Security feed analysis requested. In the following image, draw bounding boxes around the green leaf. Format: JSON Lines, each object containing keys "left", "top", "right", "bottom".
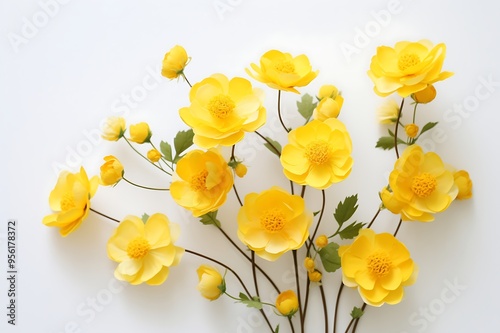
{"left": 313, "top": 210, "right": 321, "bottom": 217}
{"left": 238, "top": 292, "right": 263, "bottom": 310}
{"left": 199, "top": 211, "right": 221, "bottom": 228}
{"left": 334, "top": 195, "right": 358, "bottom": 225}
{"left": 339, "top": 221, "right": 365, "bottom": 240}
{"left": 274, "top": 325, "right": 280, "bottom": 333}
{"left": 264, "top": 137, "right": 282, "bottom": 157}
{"left": 350, "top": 306, "right": 364, "bottom": 319}
{"left": 297, "top": 93, "right": 317, "bottom": 122}
{"left": 160, "top": 141, "right": 173, "bottom": 162}
{"left": 318, "top": 242, "right": 341, "bottom": 273}
{"left": 375, "top": 136, "right": 405, "bottom": 150}
{"left": 141, "top": 213, "right": 150, "bottom": 223}
{"left": 173, "top": 129, "right": 194, "bottom": 157}
{"left": 419, "top": 122, "right": 438, "bottom": 136}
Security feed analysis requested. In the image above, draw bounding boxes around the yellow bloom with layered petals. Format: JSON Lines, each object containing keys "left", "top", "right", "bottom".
{"left": 237, "top": 186, "right": 312, "bottom": 261}
{"left": 377, "top": 99, "right": 400, "bottom": 124}
{"left": 42, "top": 167, "right": 99, "bottom": 236}
{"left": 454, "top": 170, "right": 473, "bottom": 200}
{"left": 179, "top": 74, "right": 266, "bottom": 148}
{"left": 381, "top": 145, "right": 458, "bottom": 222}
{"left": 339, "top": 229, "right": 417, "bottom": 307}
{"left": 280, "top": 119, "right": 353, "bottom": 189}
{"left": 170, "top": 149, "right": 233, "bottom": 217}
{"left": 368, "top": 40, "right": 453, "bottom": 97}
{"left": 102, "top": 116, "right": 126, "bottom": 141}
{"left": 275, "top": 290, "right": 299, "bottom": 317}
{"left": 161, "top": 45, "right": 189, "bottom": 79}
{"left": 129, "top": 122, "right": 151, "bottom": 144}
{"left": 246, "top": 50, "right": 318, "bottom": 94}
{"left": 107, "top": 213, "right": 184, "bottom": 285}
{"left": 313, "top": 85, "right": 344, "bottom": 120}
{"left": 99, "top": 155, "right": 124, "bottom": 186}
{"left": 196, "top": 265, "right": 224, "bottom": 301}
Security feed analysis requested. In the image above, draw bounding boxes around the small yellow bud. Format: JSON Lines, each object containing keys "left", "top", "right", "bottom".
{"left": 235, "top": 163, "right": 248, "bottom": 178}
{"left": 196, "top": 265, "right": 224, "bottom": 301}
{"left": 129, "top": 122, "right": 151, "bottom": 144}
{"left": 404, "top": 124, "right": 419, "bottom": 139}
{"left": 412, "top": 85, "right": 437, "bottom": 104}
{"left": 315, "top": 235, "right": 328, "bottom": 249}
{"left": 99, "top": 155, "right": 124, "bottom": 186}
{"left": 454, "top": 170, "right": 473, "bottom": 199}
{"left": 102, "top": 116, "right": 126, "bottom": 141}
{"left": 275, "top": 290, "right": 299, "bottom": 317}
{"left": 308, "top": 270, "right": 322, "bottom": 283}
{"left": 304, "top": 257, "right": 315, "bottom": 272}
{"left": 161, "top": 45, "right": 189, "bottom": 79}
{"left": 147, "top": 149, "right": 162, "bottom": 162}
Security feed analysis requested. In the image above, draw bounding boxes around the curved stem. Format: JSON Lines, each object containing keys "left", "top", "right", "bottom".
{"left": 366, "top": 208, "right": 381, "bottom": 229}
{"left": 320, "top": 284, "right": 328, "bottom": 333}
{"left": 124, "top": 137, "right": 171, "bottom": 176}
{"left": 181, "top": 72, "right": 192, "bottom": 88}
{"left": 122, "top": 176, "right": 170, "bottom": 191}
{"left": 90, "top": 208, "right": 120, "bottom": 223}
{"left": 277, "top": 90, "right": 290, "bottom": 133}
{"left": 293, "top": 250, "right": 305, "bottom": 333}
{"left": 150, "top": 142, "right": 174, "bottom": 172}
{"left": 351, "top": 303, "right": 367, "bottom": 333}
{"left": 394, "top": 98, "right": 405, "bottom": 159}
{"left": 254, "top": 131, "right": 281, "bottom": 157}
{"left": 393, "top": 218, "right": 403, "bottom": 236}
{"left": 306, "top": 190, "right": 326, "bottom": 254}
{"left": 251, "top": 251, "right": 261, "bottom": 302}
{"left": 332, "top": 283, "right": 344, "bottom": 333}
{"left": 300, "top": 185, "right": 307, "bottom": 198}
{"left": 412, "top": 102, "right": 418, "bottom": 124}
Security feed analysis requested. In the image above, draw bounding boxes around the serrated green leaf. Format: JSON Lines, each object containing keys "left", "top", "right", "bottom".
{"left": 238, "top": 293, "right": 263, "bottom": 310}
{"left": 264, "top": 137, "right": 282, "bottom": 157}
{"left": 339, "top": 221, "right": 365, "bottom": 240}
{"left": 173, "top": 129, "right": 194, "bottom": 157}
{"left": 141, "top": 213, "right": 150, "bottom": 223}
{"left": 419, "top": 122, "right": 438, "bottom": 136}
{"left": 318, "top": 242, "right": 341, "bottom": 273}
{"left": 350, "top": 306, "right": 364, "bottom": 319}
{"left": 160, "top": 141, "right": 173, "bottom": 162}
{"left": 375, "top": 136, "right": 404, "bottom": 150}
{"left": 199, "top": 211, "right": 221, "bottom": 228}
{"left": 297, "top": 93, "right": 317, "bottom": 122}
{"left": 334, "top": 195, "right": 358, "bottom": 225}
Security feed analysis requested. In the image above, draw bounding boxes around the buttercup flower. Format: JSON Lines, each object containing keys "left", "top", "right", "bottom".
{"left": 102, "top": 116, "right": 126, "bottom": 141}
{"left": 313, "top": 85, "right": 344, "bottom": 120}
{"left": 129, "top": 122, "right": 151, "bottom": 144}
{"left": 404, "top": 124, "right": 419, "bottom": 138}
{"left": 196, "top": 265, "right": 224, "bottom": 301}
{"left": 339, "top": 229, "right": 417, "bottom": 307}
{"left": 179, "top": 74, "right": 266, "bottom": 148}
{"left": 412, "top": 84, "right": 436, "bottom": 104}
{"left": 246, "top": 50, "right": 318, "bottom": 94}
{"left": 454, "top": 170, "right": 473, "bottom": 200}
{"left": 237, "top": 186, "right": 312, "bottom": 261}
{"left": 275, "top": 290, "right": 299, "bottom": 317}
{"left": 380, "top": 145, "right": 458, "bottom": 222}
{"left": 147, "top": 149, "right": 162, "bottom": 163}
{"left": 368, "top": 40, "right": 453, "bottom": 97}
{"left": 99, "top": 155, "right": 124, "bottom": 186}
{"left": 161, "top": 45, "right": 189, "bottom": 79}
{"left": 315, "top": 235, "right": 328, "bottom": 248}
{"left": 170, "top": 149, "right": 233, "bottom": 217}
{"left": 377, "top": 99, "right": 400, "bottom": 124}
{"left": 42, "top": 167, "right": 99, "bottom": 236}
{"left": 107, "top": 213, "right": 184, "bottom": 285}
{"left": 280, "top": 119, "right": 353, "bottom": 189}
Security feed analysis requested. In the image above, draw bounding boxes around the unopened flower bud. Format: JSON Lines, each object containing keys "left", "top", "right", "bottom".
{"left": 412, "top": 85, "right": 436, "bottom": 104}
{"left": 405, "top": 124, "right": 419, "bottom": 138}
{"left": 147, "top": 149, "right": 162, "bottom": 162}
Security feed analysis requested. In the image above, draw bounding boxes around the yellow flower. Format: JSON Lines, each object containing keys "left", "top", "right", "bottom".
{"left": 170, "top": 149, "right": 233, "bottom": 217}
{"left": 315, "top": 235, "right": 328, "bottom": 248}
{"left": 129, "top": 122, "right": 151, "bottom": 144}
{"left": 339, "top": 229, "right": 417, "bottom": 307}
{"left": 313, "top": 85, "right": 344, "bottom": 120}
{"left": 99, "top": 155, "right": 124, "bottom": 186}
{"left": 280, "top": 119, "right": 353, "bottom": 189}
{"left": 454, "top": 170, "right": 473, "bottom": 200}
{"left": 196, "top": 265, "right": 224, "bottom": 301}
{"left": 179, "top": 74, "right": 266, "bottom": 148}
{"left": 412, "top": 84, "right": 437, "bottom": 104}
{"left": 234, "top": 163, "right": 248, "bottom": 178}
{"left": 404, "top": 124, "right": 419, "bottom": 138}
{"left": 246, "top": 50, "right": 318, "bottom": 94}
{"left": 368, "top": 40, "right": 453, "bottom": 97}
{"left": 380, "top": 145, "right": 458, "bottom": 222}
{"left": 42, "top": 167, "right": 99, "bottom": 236}
{"left": 161, "top": 45, "right": 189, "bottom": 79}
{"left": 147, "top": 149, "right": 162, "bottom": 163}
{"left": 275, "top": 290, "right": 299, "bottom": 317}
{"left": 237, "top": 186, "right": 312, "bottom": 261}
{"left": 304, "top": 257, "right": 315, "bottom": 272}
{"left": 308, "top": 270, "right": 322, "bottom": 282}
{"left": 102, "top": 116, "right": 126, "bottom": 141}
{"left": 377, "top": 99, "right": 400, "bottom": 124}
{"left": 107, "top": 213, "right": 184, "bottom": 285}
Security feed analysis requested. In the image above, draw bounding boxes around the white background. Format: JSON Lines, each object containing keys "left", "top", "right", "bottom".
{"left": 1, "top": 0, "right": 499, "bottom": 332}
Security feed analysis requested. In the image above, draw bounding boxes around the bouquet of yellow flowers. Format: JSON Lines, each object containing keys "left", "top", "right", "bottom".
{"left": 43, "top": 40, "right": 472, "bottom": 332}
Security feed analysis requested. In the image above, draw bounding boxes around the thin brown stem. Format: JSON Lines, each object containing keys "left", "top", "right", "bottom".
{"left": 254, "top": 131, "right": 281, "bottom": 157}
{"left": 293, "top": 250, "right": 305, "bottom": 333}
{"left": 351, "top": 303, "right": 367, "bottom": 333}
{"left": 366, "top": 208, "right": 381, "bottom": 229}
{"left": 320, "top": 284, "right": 328, "bottom": 333}
{"left": 394, "top": 98, "right": 405, "bottom": 158}
{"left": 332, "top": 283, "right": 344, "bottom": 333}
{"left": 277, "top": 90, "right": 290, "bottom": 133}
{"left": 306, "top": 190, "right": 326, "bottom": 254}
{"left": 90, "top": 208, "right": 120, "bottom": 223}
{"left": 393, "top": 218, "right": 403, "bottom": 236}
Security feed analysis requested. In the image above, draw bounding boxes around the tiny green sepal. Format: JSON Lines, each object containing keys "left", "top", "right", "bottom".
{"left": 217, "top": 279, "right": 226, "bottom": 295}
{"left": 141, "top": 213, "right": 150, "bottom": 223}
{"left": 274, "top": 324, "right": 280, "bottom": 333}
{"left": 350, "top": 306, "right": 364, "bottom": 319}
{"left": 199, "top": 211, "right": 221, "bottom": 228}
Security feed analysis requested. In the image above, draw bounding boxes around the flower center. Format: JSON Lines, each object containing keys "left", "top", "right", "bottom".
{"left": 398, "top": 53, "right": 421, "bottom": 71}
{"left": 274, "top": 60, "right": 295, "bottom": 73}
{"left": 60, "top": 193, "right": 76, "bottom": 211}
{"left": 207, "top": 94, "right": 235, "bottom": 119}
{"left": 127, "top": 237, "right": 151, "bottom": 259}
{"left": 260, "top": 209, "right": 287, "bottom": 232}
{"left": 304, "top": 140, "right": 332, "bottom": 165}
{"left": 367, "top": 252, "right": 392, "bottom": 277}
{"left": 190, "top": 170, "right": 209, "bottom": 191}
{"left": 411, "top": 173, "right": 437, "bottom": 198}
